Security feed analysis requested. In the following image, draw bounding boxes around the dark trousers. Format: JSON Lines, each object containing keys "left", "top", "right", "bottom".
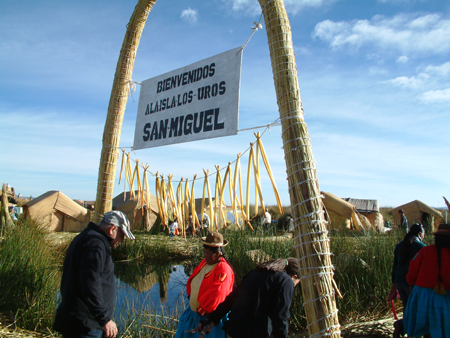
{"left": 395, "top": 283, "right": 410, "bottom": 308}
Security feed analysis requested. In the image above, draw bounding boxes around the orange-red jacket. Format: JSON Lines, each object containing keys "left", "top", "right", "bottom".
{"left": 186, "top": 258, "right": 234, "bottom": 315}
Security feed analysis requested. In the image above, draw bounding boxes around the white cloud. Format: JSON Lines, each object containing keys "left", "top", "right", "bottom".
{"left": 221, "top": 0, "right": 340, "bottom": 15}
{"left": 420, "top": 88, "right": 450, "bottom": 103}
{"left": 424, "top": 62, "right": 450, "bottom": 77}
{"left": 396, "top": 55, "right": 408, "bottom": 63}
{"left": 180, "top": 7, "right": 198, "bottom": 24}
{"left": 383, "top": 73, "right": 429, "bottom": 89}
{"left": 313, "top": 13, "right": 450, "bottom": 56}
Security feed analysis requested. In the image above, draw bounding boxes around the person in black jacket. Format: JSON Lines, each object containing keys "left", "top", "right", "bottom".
{"left": 392, "top": 223, "right": 426, "bottom": 307}
{"left": 53, "top": 210, "right": 135, "bottom": 338}
{"left": 198, "top": 258, "right": 300, "bottom": 338}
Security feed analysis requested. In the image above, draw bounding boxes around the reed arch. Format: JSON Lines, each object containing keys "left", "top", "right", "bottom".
{"left": 94, "top": 1, "right": 340, "bottom": 337}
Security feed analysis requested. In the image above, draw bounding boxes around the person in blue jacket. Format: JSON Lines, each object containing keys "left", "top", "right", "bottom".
{"left": 53, "top": 211, "right": 135, "bottom": 338}
{"left": 198, "top": 258, "right": 300, "bottom": 338}
{"left": 392, "top": 223, "right": 426, "bottom": 307}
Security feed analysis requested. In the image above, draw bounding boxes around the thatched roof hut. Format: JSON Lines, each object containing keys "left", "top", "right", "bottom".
{"left": 343, "top": 197, "right": 384, "bottom": 232}
{"left": 321, "top": 192, "right": 366, "bottom": 231}
{"left": 23, "top": 190, "right": 89, "bottom": 232}
{"left": 392, "top": 200, "right": 443, "bottom": 231}
{"left": 112, "top": 190, "right": 159, "bottom": 231}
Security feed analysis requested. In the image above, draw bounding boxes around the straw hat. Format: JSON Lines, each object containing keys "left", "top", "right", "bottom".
{"left": 201, "top": 232, "right": 228, "bottom": 247}
{"left": 433, "top": 223, "right": 450, "bottom": 236}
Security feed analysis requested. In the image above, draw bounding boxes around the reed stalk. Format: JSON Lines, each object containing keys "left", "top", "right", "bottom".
{"left": 257, "top": 1, "right": 340, "bottom": 337}
{"left": 93, "top": 0, "right": 157, "bottom": 223}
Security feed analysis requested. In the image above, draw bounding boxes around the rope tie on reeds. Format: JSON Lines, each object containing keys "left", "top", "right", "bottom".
{"left": 298, "top": 265, "right": 334, "bottom": 271}
{"left": 287, "top": 178, "right": 318, "bottom": 190}
{"left": 293, "top": 229, "right": 328, "bottom": 240}
{"left": 299, "top": 270, "right": 334, "bottom": 282}
{"left": 309, "top": 324, "right": 341, "bottom": 338}
{"left": 302, "top": 210, "right": 325, "bottom": 218}
{"left": 278, "top": 110, "right": 303, "bottom": 123}
{"left": 238, "top": 121, "right": 281, "bottom": 132}
{"left": 277, "top": 96, "right": 302, "bottom": 111}
{"left": 103, "top": 145, "right": 121, "bottom": 151}
{"left": 302, "top": 290, "right": 335, "bottom": 306}
{"left": 294, "top": 238, "right": 330, "bottom": 249}
{"left": 284, "top": 136, "right": 313, "bottom": 145}
{"left": 272, "top": 62, "right": 298, "bottom": 76}
{"left": 286, "top": 159, "right": 314, "bottom": 172}
{"left": 298, "top": 252, "right": 333, "bottom": 262}
{"left": 268, "top": 31, "right": 293, "bottom": 44}
{"left": 306, "top": 311, "right": 339, "bottom": 330}
{"left": 281, "top": 120, "right": 306, "bottom": 136}
{"left": 102, "top": 160, "right": 119, "bottom": 166}
{"left": 287, "top": 166, "right": 316, "bottom": 177}
{"left": 291, "top": 195, "right": 324, "bottom": 209}
{"left": 284, "top": 144, "right": 312, "bottom": 155}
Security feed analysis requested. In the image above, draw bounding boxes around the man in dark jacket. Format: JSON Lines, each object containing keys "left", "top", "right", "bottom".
{"left": 53, "top": 210, "right": 135, "bottom": 338}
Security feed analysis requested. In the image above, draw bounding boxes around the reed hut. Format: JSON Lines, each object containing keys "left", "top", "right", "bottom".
{"left": 321, "top": 192, "right": 366, "bottom": 231}
{"left": 343, "top": 197, "right": 384, "bottom": 232}
{"left": 112, "top": 190, "right": 159, "bottom": 231}
{"left": 392, "top": 200, "right": 443, "bottom": 231}
{"left": 23, "top": 190, "right": 89, "bottom": 232}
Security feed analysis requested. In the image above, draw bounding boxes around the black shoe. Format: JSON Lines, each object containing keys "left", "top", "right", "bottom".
{"left": 393, "top": 320, "right": 404, "bottom": 338}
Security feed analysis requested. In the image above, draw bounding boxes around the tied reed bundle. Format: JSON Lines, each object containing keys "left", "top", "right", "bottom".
{"left": 93, "top": 0, "right": 157, "bottom": 223}
{"left": 257, "top": 0, "right": 340, "bottom": 337}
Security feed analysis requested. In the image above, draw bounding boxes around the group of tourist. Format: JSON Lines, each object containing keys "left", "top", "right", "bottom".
{"left": 170, "top": 212, "right": 211, "bottom": 238}
{"left": 51, "top": 207, "right": 450, "bottom": 338}
{"left": 392, "top": 211, "right": 450, "bottom": 338}
{"left": 53, "top": 210, "right": 299, "bottom": 338}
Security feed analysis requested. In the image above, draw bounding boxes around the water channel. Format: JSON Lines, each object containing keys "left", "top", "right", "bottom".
{"left": 113, "top": 263, "right": 191, "bottom": 323}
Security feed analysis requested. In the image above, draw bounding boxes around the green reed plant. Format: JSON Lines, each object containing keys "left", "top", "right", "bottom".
{"left": 112, "top": 234, "right": 200, "bottom": 263}
{"left": 0, "top": 218, "right": 61, "bottom": 332}
{"left": 330, "top": 230, "right": 401, "bottom": 323}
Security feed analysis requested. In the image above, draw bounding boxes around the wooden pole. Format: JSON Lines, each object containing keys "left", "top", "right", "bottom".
{"left": 257, "top": 1, "right": 340, "bottom": 337}
{"left": 93, "top": 0, "right": 157, "bottom": 223}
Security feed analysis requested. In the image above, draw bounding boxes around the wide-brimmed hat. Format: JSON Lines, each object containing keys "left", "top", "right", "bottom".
{"left": 433, "top": 223, "right": 450, "bottom": 236}
{"left": 101, "top": 210, "right": 135, "bottom": 240}
{"left": 201, "top": 232, "right": 228, "bottom": 247}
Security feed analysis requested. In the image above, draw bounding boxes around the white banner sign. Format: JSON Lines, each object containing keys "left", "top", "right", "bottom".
{"left": 133, "top": 47, "right": 243, "bottom": 150}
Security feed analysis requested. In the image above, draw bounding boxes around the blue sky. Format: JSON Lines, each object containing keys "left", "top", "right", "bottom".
{"left": 1, "top": 0, "right": 449, "bottom": 209}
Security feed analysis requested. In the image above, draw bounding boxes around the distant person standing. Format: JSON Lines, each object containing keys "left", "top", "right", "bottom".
{"left": 287, "top": 215, "right": 294, "bottom": 233}
{"left": 53, "top": 211, "right": 135, "bottom": 338}
{"left": 399, "top": 209, "right": 408, "bottom": 233}
{"left": 264, "top": 209, "right": 272, "bottom": 232}
{"left": 199, "top": 211, "right": 210, "bottom": 237}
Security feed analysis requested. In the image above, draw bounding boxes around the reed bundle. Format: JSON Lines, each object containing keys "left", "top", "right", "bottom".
{"left": 93, "top": 0, "right": 157, "bottom": 223}
{"left": 257, "top": 0, "right": 341, "bottom": 337}
{"left": 118, "top": 132, "right": 282, "bottom": 232}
